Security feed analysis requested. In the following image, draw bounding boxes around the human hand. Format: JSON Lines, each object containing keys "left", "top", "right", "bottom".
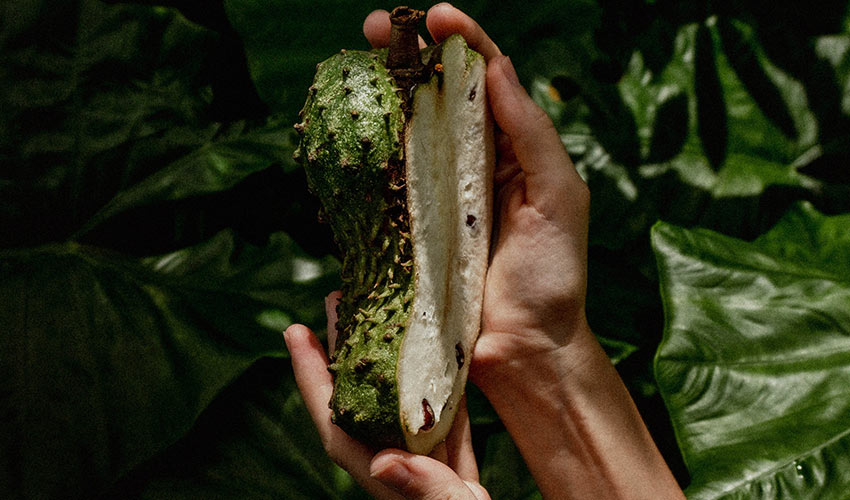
{"left": 383, "top": 6, "right": 683, "bottom": 500}
{"left": 416, "top": 10, "right": 682, "bottom": 499}
{"left": 452, "top": 23, "right": 591, "bottom": 378}
{"left": 285, "top": 297, "right": 489, "bottom": 500}
{"left": 378, "top": 3, "right": 592, "bottom": 380}
{"left": 286, "top": 3, "right": 594, "bottom": 498}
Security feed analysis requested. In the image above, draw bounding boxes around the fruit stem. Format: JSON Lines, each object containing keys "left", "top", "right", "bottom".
{"left": 387, "top": 6, "right": 426, "bottom": 105}
{"left": 386, "top": 7, "right": 424, "bottom": 72}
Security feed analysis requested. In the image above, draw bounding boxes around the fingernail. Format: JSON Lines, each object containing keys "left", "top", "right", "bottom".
{"left": 501, "top": 56, "right": 521, "bottom": 88}
{"left": 370, "top": 456, "right": 411, "bottom": 492}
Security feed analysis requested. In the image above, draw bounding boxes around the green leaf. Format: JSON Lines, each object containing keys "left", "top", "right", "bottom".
{"left": 223, "top": 0, "right": 390, "bottom": 113}
{"left": 74, "top": 118, "right": 298, "bottom": 240}
{"left": 0, "top": 0, "right": 220, "bottom": 247}
{"left": 480, "top": 432, "right": 542, "bottom": 500}
{"left": 695, "top": 22, "right": 728, "bottom": 170}
{"left": 0, "top": 0, "right": 285, "bottom": 254}
{"left": 718, "top": 18, "right": 797, "bottom": 139}
{"left": 653, "top": 203, "right": 850, "bottom": 499}
{"left": 647, "top": 91, "right": 689, "bottom": 164}
{"left": 107, "top": 358, "right": 370, "bottom": 500}
{"left": 0, "top": 231, "right": 338, "bottom": 499}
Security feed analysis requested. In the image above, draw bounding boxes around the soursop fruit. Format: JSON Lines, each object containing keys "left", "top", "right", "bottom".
{"left": 293, "top": 8, "right": 494, "bottom": 455}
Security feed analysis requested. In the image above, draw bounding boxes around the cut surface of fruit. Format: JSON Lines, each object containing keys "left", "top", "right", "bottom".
{"left": 400, "top": 34, "right": 493, "bottom": 454}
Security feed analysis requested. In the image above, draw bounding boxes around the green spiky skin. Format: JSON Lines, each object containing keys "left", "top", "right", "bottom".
{"left": 293, "top": 48, "right": 415, "bottom": 449}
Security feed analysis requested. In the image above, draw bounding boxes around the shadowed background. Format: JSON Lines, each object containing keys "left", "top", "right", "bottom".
{"left": 2, "top": 1, "right": 850, "bottom": 498}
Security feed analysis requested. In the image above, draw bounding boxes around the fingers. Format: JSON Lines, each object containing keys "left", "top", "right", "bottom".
{"left": 363, "top": 10, "right": 391, "bottom": 47}
{"left": 325, "top": 291, "right": 341, "bottom": 355}
{"left": 285, "top": 324, "right": 334, "bottom": 427}
{"left": 486, "top": 55, "right": 587, "bottom": 214}
{"left": 371, "top": 450, "right": 491, "bottom": 500}
{"left": 363, "top": 4, "right": 500, "bottom": 59}
{"left": 445, "top": 396, "right": 479, "bottom": 482}
{"left": 426, "top": 3, "right": 502, "bottom": 60}
{"left": 363, "top": 9, "right": 426, "bottom": 49}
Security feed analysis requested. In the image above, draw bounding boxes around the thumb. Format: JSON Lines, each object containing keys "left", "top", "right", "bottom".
{"left": 370, "top": 450, "right": 490, "bottom": 500}
{"left": 486, "top": 55, "right": 585, "bottom": 215}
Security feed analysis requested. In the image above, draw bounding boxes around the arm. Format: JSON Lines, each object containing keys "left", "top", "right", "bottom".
{"left": 474, "top": 322, "right": 684, "bottom": 500}
{"left": 465, "top": 24, "right": 684, "bottom": 499}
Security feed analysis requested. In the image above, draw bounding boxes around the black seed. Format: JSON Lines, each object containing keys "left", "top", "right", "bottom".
{"left": 327, "top": 130, "right": 337, "bottom": 140}
{"left": 361, "top": 136, "right": 372, "bottom": 149}
{"left": 468, "top": 88, "right": 477, "bottom": 101}
{"left": 309, "top": 85, "right": 317, "bottom": 95}
{"left": 420, "top": 399, "right": 435, "bottom": 431}
{"left": 344, "top": 86, "right": 352, "bottom": 95}
{"left": 350, "top": 110, "right": 360, "bottom": 120}
{"left": 455, "top": 343, "right": 465, "bottom": 368}
{"left": 377, "top": 373, "right": 387, "bottom": 384}
{"left": 370, "top": 77, "right": 379, "bottom": 86}
{"left": 342, "top": 67, "right": 350, "bottom": 79}
{"left": 466, "top": 214, "right": 476, "bottom": 227}
{"left": 383, "top": 332, "right": 394, "bottom": 342}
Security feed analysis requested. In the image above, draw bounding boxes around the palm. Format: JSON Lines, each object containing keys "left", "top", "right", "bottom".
{"left": 473, "top": 131, "right": 589, "bottom": 370}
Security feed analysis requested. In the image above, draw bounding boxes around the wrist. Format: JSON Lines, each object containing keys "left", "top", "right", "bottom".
{"left": 469, "top": 316, "right": 597, "bottom": 393}
{"left": 469, "top": 322, "right": 684, "bottom": 500}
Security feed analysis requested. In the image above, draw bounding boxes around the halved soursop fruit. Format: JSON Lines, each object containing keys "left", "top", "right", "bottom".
{"left": 293, "top": 9, "right": 494, "bottom": 455}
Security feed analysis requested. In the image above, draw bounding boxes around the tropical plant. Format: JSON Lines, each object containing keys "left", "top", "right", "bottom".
{"left": 2, "top": 0, "right": 849, "bottom": 498}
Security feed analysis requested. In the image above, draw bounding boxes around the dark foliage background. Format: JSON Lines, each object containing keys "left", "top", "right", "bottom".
{"left": 2, "top": 0, "right": 849, "bottom": 498}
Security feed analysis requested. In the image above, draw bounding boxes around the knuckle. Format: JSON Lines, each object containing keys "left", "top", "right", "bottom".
{"left": 527, "top": 103, "right": 556, "bottom": 134}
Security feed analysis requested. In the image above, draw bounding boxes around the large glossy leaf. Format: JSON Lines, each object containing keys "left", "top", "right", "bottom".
{"left": 0, "top": 0, "right": 217, "bottom": 247}
{"left": 73, "top": 118, "right": 298, "bottom": 241}
{"left": 0, "top": 0, "right": 288, "bottom": 253}
{"left": 106, "top": 358, "right": 369, "bottom": 500}
{"left": 653, "top": 202, "right": 850, "bottom": 499}
{"left": 0, "top": 231, "right": 338, "bottom": 499}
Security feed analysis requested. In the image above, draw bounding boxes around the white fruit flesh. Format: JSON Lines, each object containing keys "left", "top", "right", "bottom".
{"left": 399, "top": 35, "right": 494, "bottom": 454}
